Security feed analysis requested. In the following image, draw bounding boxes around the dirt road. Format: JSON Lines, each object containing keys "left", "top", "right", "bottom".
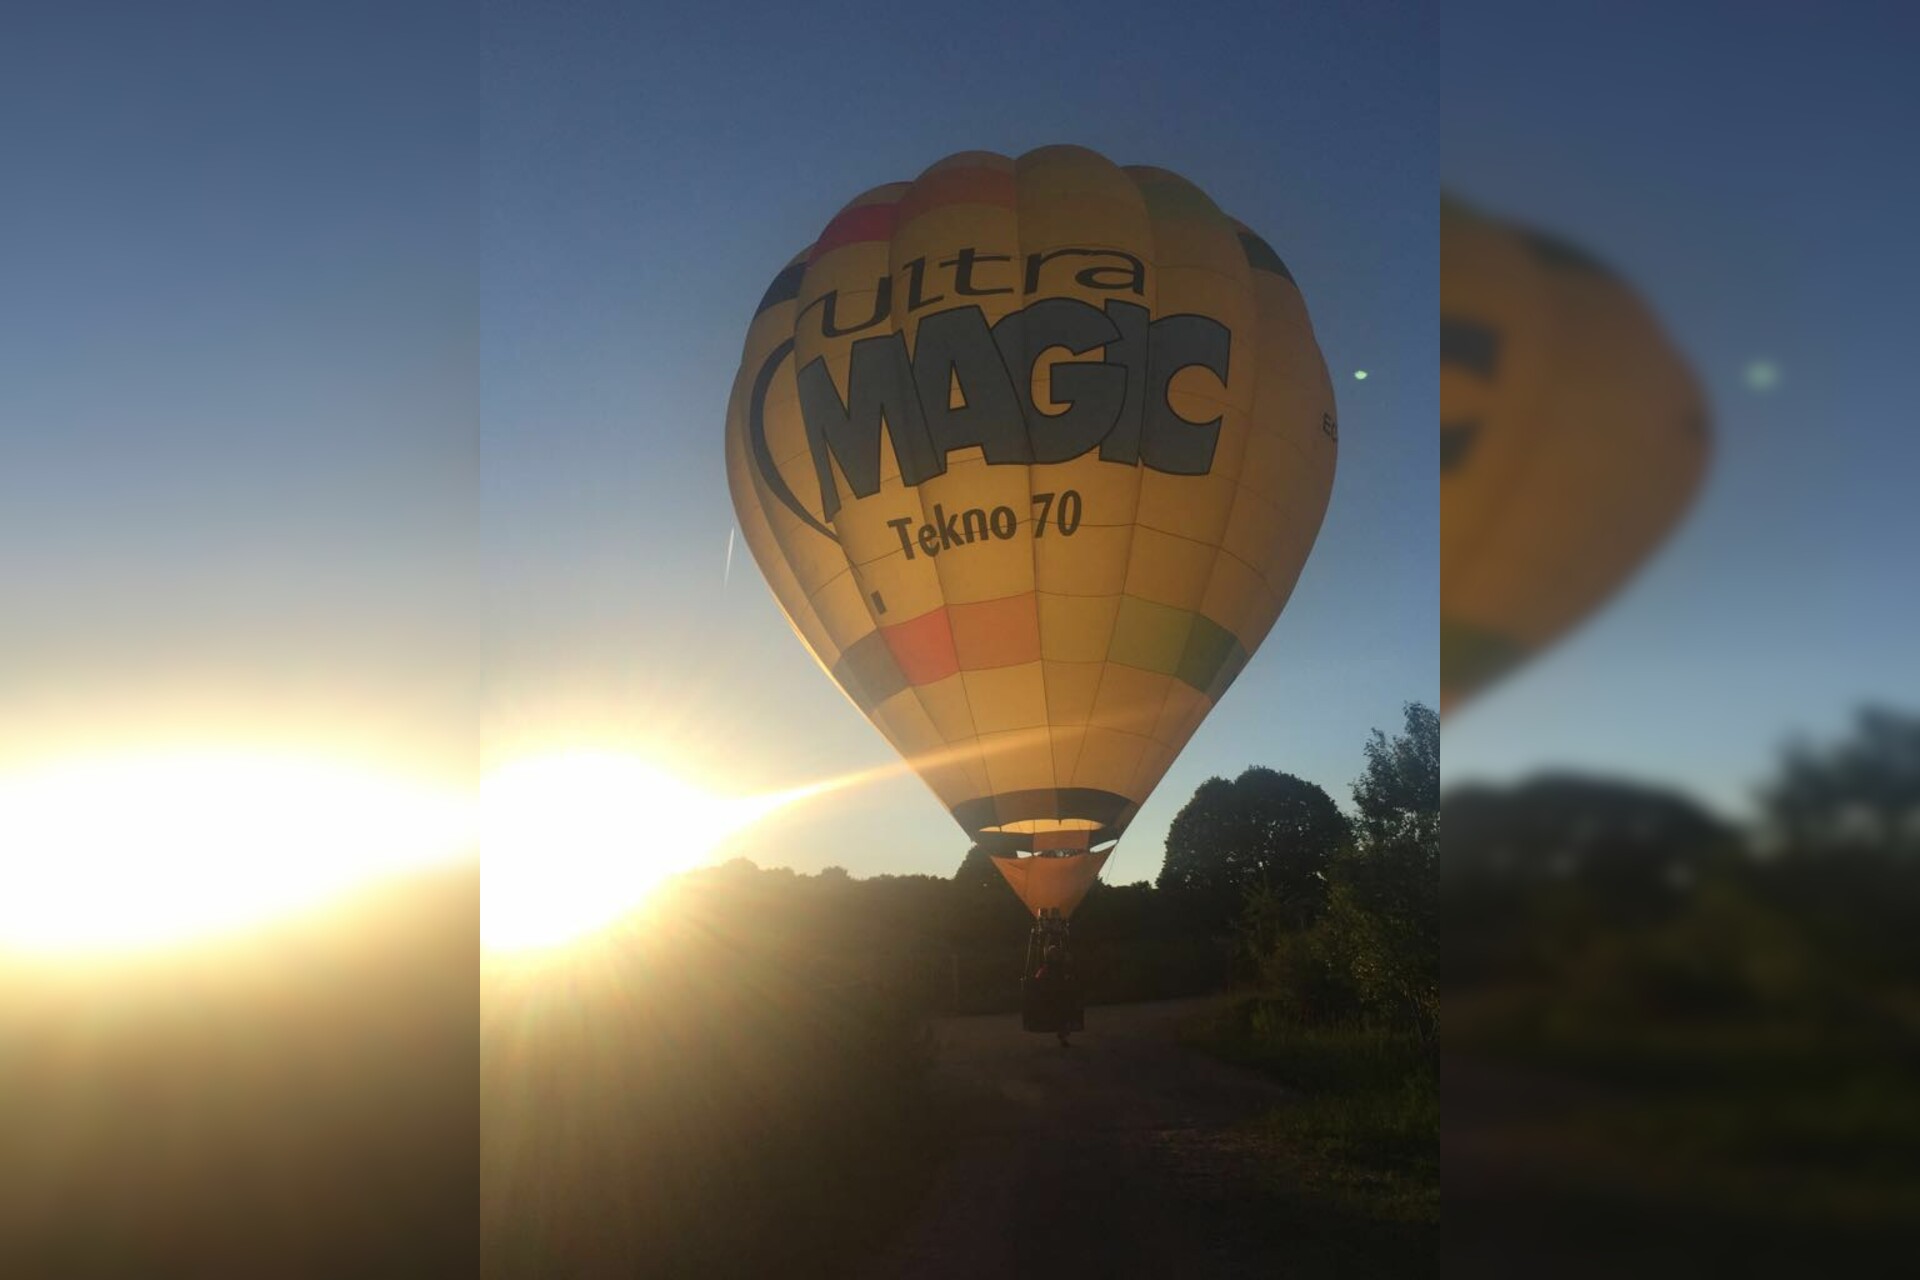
{"left": 863, "top": 998, "right": 1413, "bottom": 1279}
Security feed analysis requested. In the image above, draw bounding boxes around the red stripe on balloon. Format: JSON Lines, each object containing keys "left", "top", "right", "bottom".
{"left": 810, "top": 204, "right": 898, "bottom": 260}
{"left": 881, "top": 607, "right": 960, "bottom": 686}
{"left": 948, "top": 593, "right": 1041, "bottom": 670}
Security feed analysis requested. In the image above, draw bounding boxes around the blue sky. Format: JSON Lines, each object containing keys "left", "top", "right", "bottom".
{"left": 481, "top": 0, "right": 1437, "bottom": 880}
{"left": 1, "top": 3, "right": 477, "bottom": 780}
{"left": 1440, "top": 1, "right": 1920, "bottom": 815}
{"left": 9, "top": 0, "right": 1911, "bottom": 907}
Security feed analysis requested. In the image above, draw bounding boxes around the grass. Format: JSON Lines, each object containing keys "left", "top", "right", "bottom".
{"left": 1184, "top": 999, "right": 1440, "bottom": 1229}
{"left": 1450, "top": 982, "right": 1920, "bottom": 1232}
{"left": 1438, "top": 982, "right": 1920, "bottom": 1275}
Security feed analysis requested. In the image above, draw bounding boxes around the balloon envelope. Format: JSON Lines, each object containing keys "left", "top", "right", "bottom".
{"left": 1440, "top": 197, "right": 1710, "bottom": 712}
{"left": 990, "top": 849, "right": 1111, "bottom": 920}
{"left": 726, "top": 146, "right": 1336, "bottom": 865}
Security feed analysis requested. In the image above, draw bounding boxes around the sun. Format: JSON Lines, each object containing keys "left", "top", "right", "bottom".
{"left": 0, "top": 747, "right": 818, "bottom": 955}
{"left": 0, "top": 750, "right": 470, "bottom": 954}
{"left": 479, "top": 751, "right": 791, "bottom": 953}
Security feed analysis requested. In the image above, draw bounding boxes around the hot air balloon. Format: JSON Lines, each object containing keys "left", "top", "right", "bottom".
{"left": 724, "top": 146, "right": 1336, "bottom": 1005}
{"left": 1441, "top": 197, "right": 1710, "bottom": 713}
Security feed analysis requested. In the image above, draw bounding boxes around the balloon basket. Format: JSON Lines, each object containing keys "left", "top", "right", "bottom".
{"left": 1020, "top": 910, "right": 1083, "bottom": 1034}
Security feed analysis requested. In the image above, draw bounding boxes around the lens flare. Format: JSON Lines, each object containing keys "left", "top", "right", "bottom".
{"left": 478, "top": 752, "right": 816, "bottom": 952}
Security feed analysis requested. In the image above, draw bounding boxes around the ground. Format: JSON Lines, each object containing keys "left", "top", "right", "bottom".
{"left": 864, "top": 997, "right": 1432, "bottom": 1279}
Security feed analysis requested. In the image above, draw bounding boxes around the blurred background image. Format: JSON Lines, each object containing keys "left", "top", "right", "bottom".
{"left": 1441, "top": 2, "right": 1920, "bottom": 1273}
{"left": 2, "top": 3, "right": 478, "bottom": 1274}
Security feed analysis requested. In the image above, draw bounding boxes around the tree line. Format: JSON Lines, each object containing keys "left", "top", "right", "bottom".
{"left": 1158, "top": 703, "right": 1440, "bottom": 1040}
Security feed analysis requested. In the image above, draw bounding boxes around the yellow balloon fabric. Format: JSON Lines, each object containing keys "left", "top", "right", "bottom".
{"left": 1441, "top": 197, "right": 1710, "bottom": 713}
{"left": 726, "top": 146, "right": 1336, "bottom": 854}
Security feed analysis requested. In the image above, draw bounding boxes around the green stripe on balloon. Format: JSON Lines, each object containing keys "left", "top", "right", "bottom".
{"left": 1237, "top": 232, "right": 1296, "bottom": 283}
{"left": 1107, "top": 596, "right": 1194, "bottom": 677}
{"left": 1441, "top": 617, "right": 1533, "bottom": 699}
{"left": 1106, "top": 597, "right": 1250, "bottom": 696}
{"left": 1177, "top": 614, "right": 1243, "bottom": 695}
{"left": 1205, "top": 642, "right": 1250, "bottom": 703}
{"left": 831, "top": 629, "right": 909, "bottom": 711}
{"left": 1133, "top": 175, "right": 1223, "bottom": 222}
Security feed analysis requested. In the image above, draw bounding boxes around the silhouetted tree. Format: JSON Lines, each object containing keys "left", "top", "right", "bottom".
{"left": 1158, "top": 767, "right": 1349, "bottom": 919}
{"left": 1323, "top": 839, "right": 1438, "bottom": 1037}
{"left": 1353, "top": 702, "right": 1439, "bottom": 850}
{"left": 1310, "top": 705, "right": 1442, "bottom": 1035}
{"left": 952, "top": 842, "right": 1008, "bottom": 894}
{"left": 1443, "top": 773, "right": 1733, "bottom": 921}
{"left": 1763, "top": 705, "right": 1920, "bottom": 853}
{"left": 1440, "top": 771, "right": 1753, "bottom": 995}
{"left": 1756, "top": 705, "right": 1920, "bottom": 978}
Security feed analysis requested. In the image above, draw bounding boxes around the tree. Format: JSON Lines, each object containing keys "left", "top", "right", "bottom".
{"left": 1305, "top": 704, "right": 1442, "bottom": 1036}
{"left": 1158, "top": 767, "right": 1349, "bottom": 918}
{"left": 1442, "top": 773, "right": 1733, "bottom": 923}
{"left": 1762, "top": 705, "right": 1920, "bottom": 853}
{"left": 1158, "top": 777, "right": 1236, "bottom": 891}
{"left": 1439, "top": 773, "right": 1733, "bottom": 989}
{"left": 1228, "top": 705, "right": 1443, "bottom": 1034}
{"left": 1322, "top": 842, "right": 1437, "bottom": 1037}
{"left": 1353, "top": 702, "right": 1439, "bottom": 850}
{"left": 1755, "top": 705, "right": 1920, "bottom": 978}
{"left": 952, "top": 842, "right": 1010, "bottom": 894}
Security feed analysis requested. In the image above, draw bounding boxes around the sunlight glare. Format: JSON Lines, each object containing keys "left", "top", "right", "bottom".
{"left": 0, "top": 751, "right": 471, "bottom": 953}
{"left": 479, "top": 752, "right": 798, "bottom": 952}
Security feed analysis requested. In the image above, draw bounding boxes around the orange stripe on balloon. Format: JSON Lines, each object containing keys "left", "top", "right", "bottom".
{"left": 896, "top": 166, "right": 1018, "bottom": 224}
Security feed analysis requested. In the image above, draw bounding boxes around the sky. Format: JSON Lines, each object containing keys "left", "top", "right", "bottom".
{"left": 1438, "top": 2, "right": 1920, "bottom": 818}
{"left": 480, "top": 0, "right": 1437, "bottom": 882}
{"left": 29, "top": 2, "right": 1901, "bottom": 911}
{"left": 1, "top": 3, "right": 477, "bottom": 785}
{"left": 0, "top": 4, "right": 484, "bottom": 948}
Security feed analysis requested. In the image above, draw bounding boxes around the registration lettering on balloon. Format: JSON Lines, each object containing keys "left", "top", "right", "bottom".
{"left": 883, "top": 490, "right": 1082, "bottom": 562}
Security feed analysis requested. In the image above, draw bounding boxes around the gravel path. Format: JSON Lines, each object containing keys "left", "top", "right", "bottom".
{"left": 864, "top": 997, "right": 1328, "bottom": 1279}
